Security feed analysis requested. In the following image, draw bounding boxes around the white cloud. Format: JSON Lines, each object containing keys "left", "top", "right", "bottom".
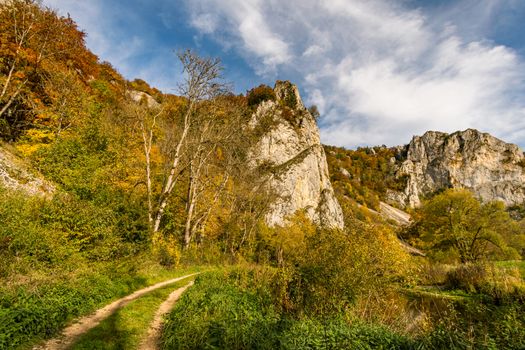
{"left": 191, "top": 13, "right": 219, "bottom": 34}
{"left": 184, "top": 0, "right": 525, "bottom": 148}
{"left": 185, "top": 0, "right": 291, "bottom": 75}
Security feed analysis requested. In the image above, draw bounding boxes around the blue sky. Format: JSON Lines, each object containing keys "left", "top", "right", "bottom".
{"left": 43, "top": 0, "right": 525, "bottom": 149}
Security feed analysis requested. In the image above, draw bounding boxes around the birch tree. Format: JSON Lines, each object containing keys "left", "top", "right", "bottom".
{"left": 152, "top": 50, "right": 225, "bottom": 235}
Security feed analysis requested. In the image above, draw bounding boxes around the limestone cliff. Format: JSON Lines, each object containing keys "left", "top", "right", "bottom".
{"left": 390, "top": 129, "right": 525, "bottom": 207}
{"left": 249, "top": 81, "right": 344, "bottom": 229}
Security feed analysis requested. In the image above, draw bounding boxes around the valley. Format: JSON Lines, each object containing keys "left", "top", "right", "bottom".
{"left": 1, "top": 1, "right": 525, "bottom": 349}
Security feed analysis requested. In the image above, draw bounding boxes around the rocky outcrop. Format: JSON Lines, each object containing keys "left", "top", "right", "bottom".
{"left": 391, "top": 129, "right": 525, "bottom": 207}
{"left": 249, "top": 81, "right": 344, "bottom": 229}
{"left": 0, "top": 145, "right": 54, "bottom": 196}
{"left": 126, "top": 90, "right": 160, "bottom": 109}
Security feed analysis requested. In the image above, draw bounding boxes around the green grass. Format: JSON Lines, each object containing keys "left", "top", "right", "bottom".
{"left": 496, "top": 260, "right": 525, "bottom": 278}
{"left": 2, "top": 263, "right": 203, "bottom": 350}
{"left": 160, "top": 268, "right": 413, "bottom": 350}
{"left": 70, "top": 276, "right": 195, "bottom": 350}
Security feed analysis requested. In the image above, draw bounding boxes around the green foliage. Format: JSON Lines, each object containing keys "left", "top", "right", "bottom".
{"left": 294, "top": 223, "right": 412, "bottom": 316}
{"left": 444, "top": 262, "right": 525, "bottom": 302}
{"left": 246, "top": 84, "right": 276, "bottom": 107}
{"left": 404, "top": 189, "right": 523, "bottom": 263}
{"left": 280, "top": 318, "right": 414, "bottom": 350}
{"left": 0, "top": 263, "right": 149, "bottom": 349}
{"left": 161, "top": 268, "right": 414, "bottom": 350}
{"left": 0, "top": 187, "right": 135, "bottom": 281}
{"left": 418, "top": 299, "right": 525, "bottom": 349}
{"left": 161, "top": 269, "right": 281, "bottom": 350}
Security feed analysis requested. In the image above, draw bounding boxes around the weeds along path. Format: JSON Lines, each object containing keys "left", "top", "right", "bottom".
{"left": 139, "top": 281, "right": 194, "bottom": 350}
{"left": 33, "top": 273, "right": 200, "bottom": 350}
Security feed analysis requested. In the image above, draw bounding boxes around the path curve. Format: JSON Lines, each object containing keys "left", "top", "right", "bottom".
{"left": 33, "top": 273, "right": 200, "bottom": 350}
{"left": 140, "top": 281, "right": 194, "bottom": 350}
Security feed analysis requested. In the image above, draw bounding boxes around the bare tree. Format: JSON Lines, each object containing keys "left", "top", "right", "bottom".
{"left": 125, "top": 96, "right": 164, "bottom": 228}
{"left": 181, "top": 98, "right": 242, "bottom": 246}
{"left": 152, "top": 50, "right": 226, "bottom": 234}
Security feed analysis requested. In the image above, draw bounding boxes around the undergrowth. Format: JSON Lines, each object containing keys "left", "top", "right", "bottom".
{"left": 160, "top": 268, "right": 413, "bottom": 350}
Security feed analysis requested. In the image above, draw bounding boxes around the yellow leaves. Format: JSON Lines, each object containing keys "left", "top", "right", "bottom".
{"left": 216, "top": 147, "right": 224, "bottom": 161}
{"left": 152, "top": 232, "right": 181, "bottom": 267}
{"left": 16, "top": 141, "right": 48, "bottom": 157}
{"left": 14, "top": 71, "right": 26, "bottom": 79}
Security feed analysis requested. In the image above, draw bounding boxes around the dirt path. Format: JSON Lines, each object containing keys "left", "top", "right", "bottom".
{"left": 33, "top": 273, "right": 199, "bottom": 350}
{"left": 139, "top": 281, "right": 194, "bottom": 350}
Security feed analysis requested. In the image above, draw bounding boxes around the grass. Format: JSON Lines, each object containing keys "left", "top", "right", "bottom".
{"left": 3, "top": 262, "right": 204, "bottom": 350}
{"left": 70, "top": 276, "right": 195, "bottom": 350}
{"left": 160, "top": 268, "right": 414, "bottom": 350}
{"left": 496, "top": 260, "right": 525, "bottom": 278}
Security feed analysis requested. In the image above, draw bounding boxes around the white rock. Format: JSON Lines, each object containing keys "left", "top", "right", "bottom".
{"left": 249, "top": 81, "right": 344, "bottom": 229}
{"left": 393, "top": 129, "right": 525, "bottom": 207}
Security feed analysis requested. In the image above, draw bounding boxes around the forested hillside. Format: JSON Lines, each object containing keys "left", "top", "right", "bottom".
{"left": 1, "top": 1, "right": 525, "bottom": 349}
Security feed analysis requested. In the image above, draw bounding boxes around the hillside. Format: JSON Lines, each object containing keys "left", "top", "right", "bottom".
{"left": 1, "top": 1, "right": 525, "bottom": 349}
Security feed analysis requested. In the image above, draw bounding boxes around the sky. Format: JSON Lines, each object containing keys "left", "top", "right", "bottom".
{"left": 42, "top": 0, "right": 525, "bottom": 149}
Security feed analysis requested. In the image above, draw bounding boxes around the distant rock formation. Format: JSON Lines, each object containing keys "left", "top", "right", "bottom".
{"left": 389, "top": 129, "right": 525, "bottom": 207}
{"left": 249, "top": 81, "right": 344, "bottom": 229}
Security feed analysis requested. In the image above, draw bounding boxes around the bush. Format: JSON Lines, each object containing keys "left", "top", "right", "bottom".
{"left": 445, "top": 263, "right": 489, "bottom": 293}
{"left": 246, "top": 85, "right": 276, "bottom": 107}
{"left": 444, "top": 263, "right": 525, "bottom": 302}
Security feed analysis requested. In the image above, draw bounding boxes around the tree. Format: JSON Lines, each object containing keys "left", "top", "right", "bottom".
{"left": 124, "top": 95, "right": 163, "bottom": 227}
{"left": 0, "top": 0, "right": 97, "bottom": 140}
{"left": 408, "top": 189, "right": 521, "bottom": 263}
{"left": 246, "top": 84, "right": 275, "bottom": 107}
{"left": 151, "top": 50, "right": 227, "bottom": 240}
{"left": 307, "top": 105, "right": 320, "bottom": 119}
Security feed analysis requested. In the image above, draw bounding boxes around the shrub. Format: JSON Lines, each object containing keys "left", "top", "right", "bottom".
{"left": 246, "top": 84, "right": 276, "bottom": 107}
{"left": 444, "top": 263, "right": 525, "bottom": 303}
{"left": 445, "top": 263, "right": 489, "bottom": 293}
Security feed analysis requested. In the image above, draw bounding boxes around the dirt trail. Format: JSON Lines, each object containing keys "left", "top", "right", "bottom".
{"left": 140, "top": 281, "right": 194, "bottom": 350}
{"left": 33, "top": 273, "right": 199, "bottom": 350}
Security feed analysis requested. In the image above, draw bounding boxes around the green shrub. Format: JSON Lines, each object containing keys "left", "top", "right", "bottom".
{"left": 161, "top": 268, "right": 415, "bottom": 350}
{"left": 444, "top": 263, "right": 525, "bottom": 303}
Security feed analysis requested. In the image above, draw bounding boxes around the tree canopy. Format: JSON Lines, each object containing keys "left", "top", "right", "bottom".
{"left": 404, "top": 189, "right": 523, "bottom": 263}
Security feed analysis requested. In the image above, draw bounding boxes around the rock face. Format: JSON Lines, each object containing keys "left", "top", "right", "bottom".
{"left": 391, "top": 129, "right": 525, "bottom": 207}
{"left": 126, "top": 90, "right": 160, "bottom": 109}
{"left": 0, "top": 145, "right": 54, "bottom": 196}
{"left": 249, "top": 81, "right": 344, "bottom": 229}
